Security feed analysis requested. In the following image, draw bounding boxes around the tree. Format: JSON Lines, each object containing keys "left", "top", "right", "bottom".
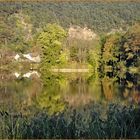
{"left": 120, "top": 23, "right": 140, "bottom": 68}
{"left": 101, "top": 33, "right": 122, "bottom": 70}
{"left": 37, "top": 24, "right": 67, "bottom": 69}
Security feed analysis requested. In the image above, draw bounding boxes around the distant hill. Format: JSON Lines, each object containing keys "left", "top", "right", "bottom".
{"left": 0, "top": 1, "right": 140, "bottom": 33}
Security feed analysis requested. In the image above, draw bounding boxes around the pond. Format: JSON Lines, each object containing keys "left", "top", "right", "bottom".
{"left": 0, "top": 70, "right": 140, "bottom": 139}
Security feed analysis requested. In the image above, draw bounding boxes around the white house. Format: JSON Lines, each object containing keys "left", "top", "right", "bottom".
{"left": 14, "top": 54, "right": 20, "bottom": 60}
{"left": 23, "top": 53, "right": 41, "bottom": 63}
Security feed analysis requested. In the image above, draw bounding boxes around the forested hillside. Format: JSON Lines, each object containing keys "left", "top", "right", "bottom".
{"left": 0, "top": 1, "right": 140, "bottom": 73}
{"left": 0, "top": 1, "right": 140, "bottom": 33}
{"left": 0, "top": 2, "right": 140, "bottom": 139}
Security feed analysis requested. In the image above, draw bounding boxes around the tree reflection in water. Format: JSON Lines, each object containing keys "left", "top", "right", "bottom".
{"left": 0, "top": 70, "right": 140, "bottom": 138}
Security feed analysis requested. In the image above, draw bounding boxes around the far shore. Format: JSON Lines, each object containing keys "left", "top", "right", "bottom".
{"left": 51, "top": 69, "right": 90, "bottom": 73}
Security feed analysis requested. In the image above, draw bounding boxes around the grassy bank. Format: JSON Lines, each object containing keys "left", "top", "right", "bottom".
{"left": 0, "top": 103, "right": 140, "bottom": 139}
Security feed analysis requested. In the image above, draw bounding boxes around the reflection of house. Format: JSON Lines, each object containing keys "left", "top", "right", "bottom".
{"left": 14, "top": 71, "right": 40, "bottom": 78}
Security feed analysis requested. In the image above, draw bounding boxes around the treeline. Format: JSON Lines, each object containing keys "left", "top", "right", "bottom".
{"left": 36, "top": 22, "right": 140, "bottom": 74}
{"left": 0, "top": 1, "right": 140, "bottom": 33}
{"left": 100, "top": 23, "right": 140, "bottom": 72}
{"left": 0, "top": 2, "right": 140, "bottom": 72}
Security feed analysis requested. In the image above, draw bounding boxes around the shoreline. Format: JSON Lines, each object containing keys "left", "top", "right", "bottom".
{"left": 51, "top": 68, "right": 90, "bottom": 73}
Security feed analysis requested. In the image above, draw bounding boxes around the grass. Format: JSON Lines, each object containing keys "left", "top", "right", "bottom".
{"left": 0, "top": 103, "right": 140, "bottom": 139}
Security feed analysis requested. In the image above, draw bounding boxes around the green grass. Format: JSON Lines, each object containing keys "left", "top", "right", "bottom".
{"left": 0, "top": 103, "right": 140, "bottom": 139}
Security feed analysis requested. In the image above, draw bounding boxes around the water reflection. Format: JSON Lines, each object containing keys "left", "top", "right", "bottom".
{"left": 14, "top": 71, "right": 40, "bottom": 78}
{"left": 0, "top": 71, "right": 42, "bottom": 114}
{"left": 1, "top": 71, "right": 139, "bottom": 114}
{"left": 0, "top": 70, "right": 140, "bottom": 138}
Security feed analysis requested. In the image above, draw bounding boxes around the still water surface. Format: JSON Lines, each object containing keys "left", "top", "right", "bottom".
{"left": 1, "top": 71, "right": 139, "bottom": 111}
{"left": 0, "top": 70, "right": 140, "bottom": 138}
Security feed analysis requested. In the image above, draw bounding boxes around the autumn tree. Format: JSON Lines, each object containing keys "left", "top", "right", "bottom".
{"left": 120, "top": 23, "right": 140, "bottom": 68}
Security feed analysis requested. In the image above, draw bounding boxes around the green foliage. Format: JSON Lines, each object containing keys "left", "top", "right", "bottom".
{"left": 35, "top": 71, "right": 66, "bottom": 115}
{"left": 69, "top": 44, "right": 79, "bottom": 62}
{"left": 119, "top": 23, "right": 140, "bottom": 68}
{"left": 67, "top": 38, "right": 97, "bottom": 65}
{"left": 1, "top": 2, "right": 140, "bottom": 33}
{"left": 0, "top": 104, "right": 140, "bottom": 139}
{"left": 59, "top": 51, "right": 69, "bottom": 66}
{"left": 36, "top": 89, "right": 65, "bottom": 116}
{"left": 37, "top": 24, "right": 67, "bottom": 69}
{"left": 102, "top": 33, "right": 122, "bottom": 66}
{"left": 0, "top": 2, "right": 140, "bottom": 71}
{"left": 99, "top": 23, "right": 140, "bottom": 71}
{"left": 0, "top": 2, "right": 140, "bottom": 139}
{"left": 0, "top": 12, "right": 33, "bottom": 52}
